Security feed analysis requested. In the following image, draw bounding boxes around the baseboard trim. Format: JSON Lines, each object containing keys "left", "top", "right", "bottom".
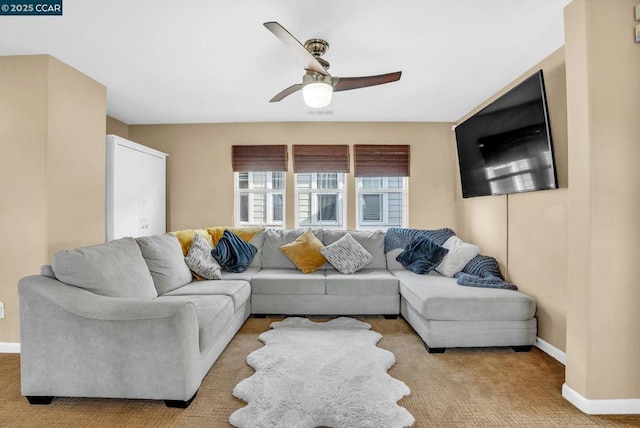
{"left": 535, "top": 336, "right": 566, "bottom": 365}
{"left": 562, "top": 383, "right": 640, "bottom": 415}
{"left": 0, "top": 342, "right": 20, "bottom": 353}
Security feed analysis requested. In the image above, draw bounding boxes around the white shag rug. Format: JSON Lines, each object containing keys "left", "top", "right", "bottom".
{"left": 230, "top": 317, "right": 415, "bottom": 428}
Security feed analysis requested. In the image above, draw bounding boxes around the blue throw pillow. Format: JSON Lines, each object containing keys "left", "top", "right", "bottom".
{"left": 211, "top": 230, "right": 257, "bottom": 273}
{"left": 396, "top": 233, "right": 449, "bottom": 274}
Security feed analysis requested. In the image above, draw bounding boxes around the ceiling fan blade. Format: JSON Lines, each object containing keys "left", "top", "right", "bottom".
{"left": 263, "top": 22, "right": 330, "bottom": 76}
{"left": 269, "top": 83, "right": 304, "bottom": 102}
{"left": 332, "top": 71, "right": 402, "bottom": 92}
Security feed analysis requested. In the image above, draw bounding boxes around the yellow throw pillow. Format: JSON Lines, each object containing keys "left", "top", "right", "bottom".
{"left": 169, "top": 228, "right": 214, "bottom": 256}
{"left": 279, "top": 229, "right": 327, "bottom": 274}
{"left": 206, "top": 227, "right": 227, "bottom": 246}
{"left": 207, "top": 226, "right": 265, "bottom": 246}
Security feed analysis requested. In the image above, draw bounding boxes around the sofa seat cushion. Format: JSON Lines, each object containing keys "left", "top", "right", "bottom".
{"left": 162, "top": 280, "right": 250, "bottom": 312}
{"left": 157, "top": 294, "right": 234, "bottom": 352}
{"left": 392, "top": 270, "right": 535, "bottom": 322}
{"left": 325, "top": 269, "right": 398, "bottom": 296}
{"left": 251, "top": 268, "right": 325, "bottom": 295}
{"left": 220, "top": 266, "right": 261, "bottom": 282}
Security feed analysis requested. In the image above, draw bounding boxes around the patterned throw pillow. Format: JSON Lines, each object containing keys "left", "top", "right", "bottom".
{"left": 396, "top": 233, "right": 449, "bottom": 275}
{"left": 184, "top": 233, "right": 222, "bottom": 280}
{"left": 320, "top": 233, "right": 374, "bottom": 275}
{"left": 435, "top": 236, "right": 480, "bottom": 277}
{"left": 211, "top": 230, "right": 257, "bottom": 273}
{"left": 279, "top": 229, "right": 327, "bottom": 274}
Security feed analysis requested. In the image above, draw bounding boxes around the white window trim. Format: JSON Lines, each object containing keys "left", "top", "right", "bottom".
{"left": 234, "top": 172, "right": 285, "bottom": 228}
{"left": 356, "top": 177, "right": 408, "bottom": 230}
{"left": 294, "top": 173, "right": 346, "bottom": 229}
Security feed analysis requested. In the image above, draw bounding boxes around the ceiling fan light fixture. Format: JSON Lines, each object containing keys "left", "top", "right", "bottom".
{"left": 302, "top": 81, "right": 333, "bottom": 108}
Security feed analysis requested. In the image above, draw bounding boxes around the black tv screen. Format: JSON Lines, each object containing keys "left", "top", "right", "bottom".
{"left": 455, "top": 70, "right": 558, "bottom": 198}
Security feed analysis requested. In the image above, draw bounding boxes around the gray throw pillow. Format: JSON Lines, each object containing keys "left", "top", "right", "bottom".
{"left": 136, "top": 234, "right": 193, "bottom": 294}
{"left": 320, "top": 233, "right": 374, "bottom": 275}
{"left": 185, "top": 233, "right": 222, "bottom": 280}
{"left": 323, "top": 230, "right": 386, "bottom": 269}
{"left": 52, "top": 237, "right": 157, "bottom": 299}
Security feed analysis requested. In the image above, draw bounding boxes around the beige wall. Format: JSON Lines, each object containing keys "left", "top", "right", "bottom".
{"left": 0, "top": 55, "right": 106, "bottom": 343}
{"left": 455, "top": 48, "right": 569, "bottom": 351}
{"left": 565, "top": 0, "right": 640, "bottom": 400}
{"left": 128, "top": 122, "right": 457, "bottom": 232}
{"left": 0, "top": 56, "right": 49, "bottom": 343}
{"left": 47, "top": 57, "right": 106, "bottom": 255}
{"left": 106, "top": 116, "right": 129, "bottom": 139}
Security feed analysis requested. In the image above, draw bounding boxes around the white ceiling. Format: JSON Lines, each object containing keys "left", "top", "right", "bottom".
{"left": 0, "top": 0, "right": 571, "bottom": 125}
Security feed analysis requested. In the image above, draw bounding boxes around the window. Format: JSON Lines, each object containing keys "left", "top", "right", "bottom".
{"left": 235, "top": 171, "right": 285, "bottom": 227}
{"left": 295, "top": 173, "right": 346, "bottom": 229}
{"left": 354, "top": 145, "right": 409, "bottom": 230}
{"left": 356, "top": 176, "right": 407, "bottom": 230}
{"left": 232, "top": 145, "right": 287, "bottom": 227}
{"left": 292, "top": 145, "right": 349, "bottom": 229}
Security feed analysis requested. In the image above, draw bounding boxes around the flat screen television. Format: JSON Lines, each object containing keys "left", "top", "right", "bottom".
{"left": 454, "top": 70, "right": 558, "bottom": 198}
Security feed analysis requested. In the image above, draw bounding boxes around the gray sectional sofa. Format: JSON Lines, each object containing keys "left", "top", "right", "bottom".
{"left": 18, "top": 227, "right": 537, "bottom": 408}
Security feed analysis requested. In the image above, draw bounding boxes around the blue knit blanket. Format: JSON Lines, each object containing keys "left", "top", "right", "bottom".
{"left": 384, "top": 227, "right": 455, "bottom": 253}
{"left": 454, "top": 272, "right": 517, "bottom": 290}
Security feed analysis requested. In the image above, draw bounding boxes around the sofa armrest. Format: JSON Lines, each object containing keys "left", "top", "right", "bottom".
{"left": 20, "top": 274, "right": 194, "bottom": 320}
{"left": 18, "top": 275, "right": 201, "bottom": 402}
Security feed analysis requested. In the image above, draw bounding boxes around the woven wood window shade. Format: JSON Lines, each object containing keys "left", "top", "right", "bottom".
{"left": 232, "top": 145, "right": 288, "bottom": 172}
{"left": 354, "top": 144, "right": 410, "bottom": 177}
{"left": 292, "top": 145, "right": 350, "bottom": 173}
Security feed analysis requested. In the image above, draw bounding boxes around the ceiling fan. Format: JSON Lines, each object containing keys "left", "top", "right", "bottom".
{"left": 264, "top": 21, "right": 402, "bottom": 108}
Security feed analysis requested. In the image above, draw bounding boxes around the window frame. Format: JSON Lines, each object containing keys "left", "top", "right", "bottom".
{"left": 234, "top": 171, "right": 286, "bottom": 228}
{"left": 356, "top": 176, "right": 408, "bottom": 230}
{"left": 294, "top": 172, "right": 346, "bottom": 229}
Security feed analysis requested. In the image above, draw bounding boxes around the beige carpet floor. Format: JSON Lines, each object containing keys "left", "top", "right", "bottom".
{"left": 1, "top": 316, "right": 639, "bottom": 427}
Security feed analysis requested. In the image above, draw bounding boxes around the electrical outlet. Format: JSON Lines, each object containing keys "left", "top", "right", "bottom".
{"left": 0, "top": 301, "right": 4, "bottom": 318}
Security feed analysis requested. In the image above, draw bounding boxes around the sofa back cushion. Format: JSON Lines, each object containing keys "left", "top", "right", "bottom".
{"left": 262, "top": 229, "right": 324, "bottom": 269}
{"left": 136, "top": 234, "right": 193, "bottom": 294}
{"left": 52, "top": 237, "right": 157, "bottom": 299}
{"left": 323, "top": 230, "right": 386, "bottom": 270}
{"left": 386, "top": 248, "right": 405, "bottom": 270}
{"left": 247, "top": 230, "right": 266, "bottom": 268}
